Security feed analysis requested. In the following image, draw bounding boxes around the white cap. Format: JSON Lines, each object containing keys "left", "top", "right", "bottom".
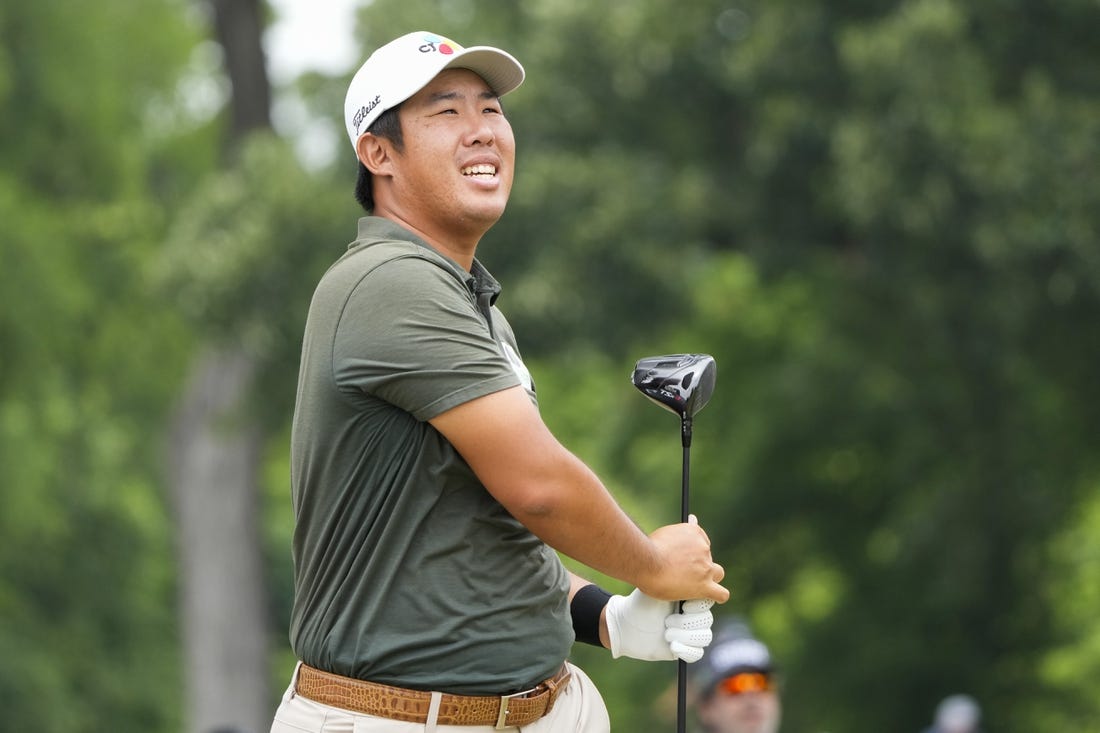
{"left": 344, "top": 31, "right": 525, "bottom": 149}
{"left": 935, "top": 695, "right": 981, "bottom": 731}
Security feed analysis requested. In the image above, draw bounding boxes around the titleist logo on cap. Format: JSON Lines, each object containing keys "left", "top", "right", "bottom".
{"left": 352, "top": 95, "right": 382, "bottom": 135}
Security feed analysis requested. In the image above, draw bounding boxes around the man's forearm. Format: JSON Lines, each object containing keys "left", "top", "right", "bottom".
{"left": 430, "top": 385, "right": 726, "bottom": 603}
{"left": 509, "top": 452, "right": 667, "bottom": 591}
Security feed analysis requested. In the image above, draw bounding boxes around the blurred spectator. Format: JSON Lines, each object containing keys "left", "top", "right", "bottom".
{"left": 693, "top": 618, "right": 781, "bottom": 733}
{"left": 921, "top": 694, "right": 983, "bottom": 733}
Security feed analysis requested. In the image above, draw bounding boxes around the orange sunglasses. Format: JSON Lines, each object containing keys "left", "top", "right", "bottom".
{"left": 718, "top": 672, "right": 775, "bottom": 695}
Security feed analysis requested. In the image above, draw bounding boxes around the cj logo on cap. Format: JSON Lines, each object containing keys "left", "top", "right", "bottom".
{"left": 417, "top": 33, "right": 461, "bottom": 55}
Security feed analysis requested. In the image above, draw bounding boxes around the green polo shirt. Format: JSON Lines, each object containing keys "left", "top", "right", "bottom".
{"left": 288, "top": 217, "right": 572, "bottom": 694}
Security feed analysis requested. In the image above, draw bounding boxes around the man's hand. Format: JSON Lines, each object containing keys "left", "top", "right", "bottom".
{"left": 605, "top": 589, "right": 715, "bottom": 663}
{"left": 639, "top": 515, "right": 729, "bottom": 603}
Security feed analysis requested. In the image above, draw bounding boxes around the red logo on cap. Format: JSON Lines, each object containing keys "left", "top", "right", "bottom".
{"left": 418, "top": 35, "right": 459, "bottom": 55}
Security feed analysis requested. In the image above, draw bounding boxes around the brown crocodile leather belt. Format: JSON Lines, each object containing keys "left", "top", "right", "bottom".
{"left": 295, "top": 663, "right": 572, "bottom": 729}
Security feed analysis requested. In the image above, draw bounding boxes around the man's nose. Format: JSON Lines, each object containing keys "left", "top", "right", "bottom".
{"left": 464, "top": 117, "right": 495, "bottom": 146}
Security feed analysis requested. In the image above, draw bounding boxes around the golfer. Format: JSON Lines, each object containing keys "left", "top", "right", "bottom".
{"left": 269, "top": 30, "right": 729, "bottom": 732}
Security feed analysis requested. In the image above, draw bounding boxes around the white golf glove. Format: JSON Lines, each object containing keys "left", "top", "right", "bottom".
{"left": 605, "top": 588, "right": 715, "bottom": 663}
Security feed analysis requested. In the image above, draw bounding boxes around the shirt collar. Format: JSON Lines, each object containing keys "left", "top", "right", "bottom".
{"left": 353, "top": 216, "right": 502, "bottom": 305}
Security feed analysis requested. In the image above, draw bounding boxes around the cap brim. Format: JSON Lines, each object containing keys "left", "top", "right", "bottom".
{"left": 441, "top": 46, "right": 525, "bottom": 97}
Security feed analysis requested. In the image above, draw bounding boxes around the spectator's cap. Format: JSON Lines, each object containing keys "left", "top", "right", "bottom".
{"left": 695, "top": 619, "right": 774, "bottom": 696}
{"left": 934, "top": 694, "right": 981, "bottom": 731}
{"left": 344, "top": 31, "right": 525, "bottom": 149}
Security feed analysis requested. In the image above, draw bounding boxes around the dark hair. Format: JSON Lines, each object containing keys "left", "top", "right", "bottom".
{"left": 354, "top": 105, "right": 404, "bottom": 212}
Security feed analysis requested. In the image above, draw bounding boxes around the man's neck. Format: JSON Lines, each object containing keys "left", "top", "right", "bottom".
{"left": 373, "top": 208, "right": 484, "bottom": 271}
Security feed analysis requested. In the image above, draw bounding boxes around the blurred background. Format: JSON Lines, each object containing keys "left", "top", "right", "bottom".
{"left": 2, "top": 0, "right": 1098, "bottom": 730}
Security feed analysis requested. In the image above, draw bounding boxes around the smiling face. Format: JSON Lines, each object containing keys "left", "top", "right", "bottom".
{"left": 362, "top": 68, "right": 516, "bottom": 259}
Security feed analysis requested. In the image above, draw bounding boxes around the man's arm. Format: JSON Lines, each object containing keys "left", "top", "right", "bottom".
{"left": 429, "top": 385, "right": 728, "bottom": 604}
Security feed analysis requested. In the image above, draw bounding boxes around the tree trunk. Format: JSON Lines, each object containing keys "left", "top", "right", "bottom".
{"left": 209, "top": 0, "right": 272, "bottom": 140}
{"left": 170, "top": 346, "right": 269, "bottom": 733}
{"left": 170, "top": 2, "right": 275, "bottom": 731}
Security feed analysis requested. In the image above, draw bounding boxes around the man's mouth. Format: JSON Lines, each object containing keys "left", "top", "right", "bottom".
{"left": 461, "top": 164, "right": 497, "bottom": 179}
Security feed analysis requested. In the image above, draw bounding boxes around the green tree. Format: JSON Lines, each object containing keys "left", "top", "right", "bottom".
{"left": 0, "top": 0, "right": 210, "bottom": 729}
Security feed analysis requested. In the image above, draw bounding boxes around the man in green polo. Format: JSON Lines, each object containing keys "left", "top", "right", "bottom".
{"left": 270, "top": 30, "right": 729, "bottom": 732}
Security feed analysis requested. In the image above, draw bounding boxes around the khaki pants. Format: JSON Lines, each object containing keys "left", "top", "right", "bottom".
{"left": 269, "top": 662, "right": 611, "bottom": 733}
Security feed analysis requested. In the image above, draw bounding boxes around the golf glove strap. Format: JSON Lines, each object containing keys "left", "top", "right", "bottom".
{"left": 606, "top": 589, "right": 715, "bottom": 663}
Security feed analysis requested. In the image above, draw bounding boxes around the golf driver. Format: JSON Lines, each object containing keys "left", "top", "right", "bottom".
{"left": 631, "top": 353, "right": 716, "bottom": 733}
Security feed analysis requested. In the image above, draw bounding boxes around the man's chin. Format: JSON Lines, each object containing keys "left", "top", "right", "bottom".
{"left": 461, "top": 202, "right": 509, "bottom": 228}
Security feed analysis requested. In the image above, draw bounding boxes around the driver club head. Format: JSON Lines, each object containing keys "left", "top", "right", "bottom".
{"left": 631, "top": 354, "right": 716, "bottom": 418}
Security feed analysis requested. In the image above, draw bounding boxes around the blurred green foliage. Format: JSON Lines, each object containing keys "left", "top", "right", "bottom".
{"left": 0, "top": 1, "right": 203, "bottom": 730}
{"left": 2, "top": 0, "right": 1099, "bottom": 730}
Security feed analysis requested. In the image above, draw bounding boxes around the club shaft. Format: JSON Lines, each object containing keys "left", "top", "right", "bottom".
{"left": 681, "top": 440, "right": 690, "bottom": 523}
{"left": 677, "top": 658, "right": 687, "bottom": 733}
{"left": 677, "top": 438, "right": 691, "bottom": 733}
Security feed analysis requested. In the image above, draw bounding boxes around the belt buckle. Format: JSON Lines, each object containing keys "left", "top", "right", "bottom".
{"left": 495, "top": 687, "right": 532, "bottom": 730}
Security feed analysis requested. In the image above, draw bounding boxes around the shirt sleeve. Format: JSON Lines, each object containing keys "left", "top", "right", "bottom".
{"left": 331, "top": 254, "right": 521, "bottom": 421}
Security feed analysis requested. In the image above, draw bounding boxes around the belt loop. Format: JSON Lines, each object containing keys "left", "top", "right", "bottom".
{"left": 542, "top": 667, "right": 565, "bottom": 716}
{"left": 426, "top": 691, "right": 442, "bottom": 733}
{"left": 287, "top": 661, "right": 304, "bottom": 701}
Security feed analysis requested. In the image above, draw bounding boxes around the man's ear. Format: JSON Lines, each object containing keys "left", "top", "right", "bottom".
{"left": 356, "top": 133, "right": 394, "bottom": 177}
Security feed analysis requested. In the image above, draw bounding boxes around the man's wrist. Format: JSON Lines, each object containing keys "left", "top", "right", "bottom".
{"left": 570, "top": 583, "right": 612, "bottom": 647}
